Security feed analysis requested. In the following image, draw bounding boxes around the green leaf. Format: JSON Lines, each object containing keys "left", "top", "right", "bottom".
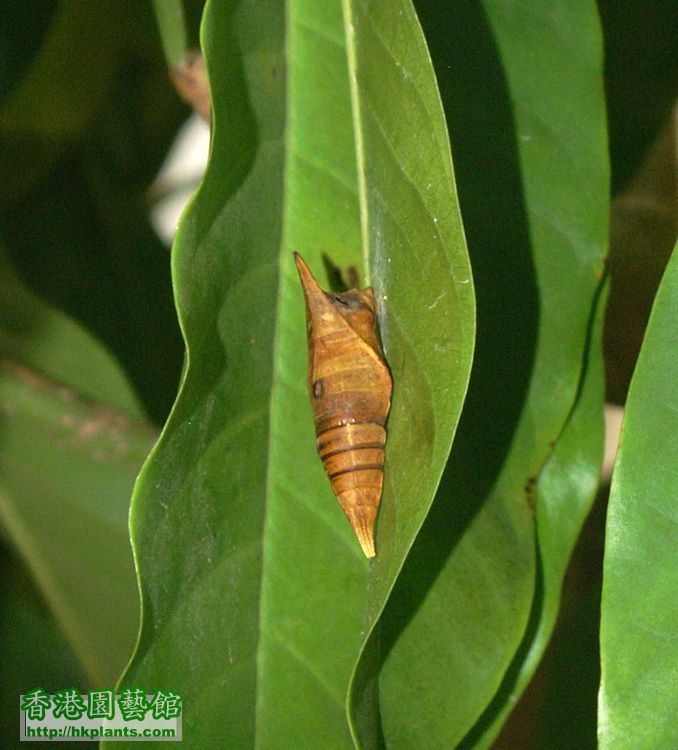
{"left": 0, "top": 255, "right": 144, "bottom": 416}
{"left": 153, "top": 0, "right": 189, "bottom": 68}
{"left": 467, "top": 281, "right": 608, "bottom": 749}
{"left": 375, "top": 2, "right": 609, "bottom": 747}
{"left": 115, "top": 0, "right": 473, "bottom": 747}
{"left": 0, "top": 256, "right": 155, "bottom": 685}
{"left": 341, "top": 0, "right": 474, "bottom": 745}
{"left": 599, "top": 243, "right": 678, "bottom": 750}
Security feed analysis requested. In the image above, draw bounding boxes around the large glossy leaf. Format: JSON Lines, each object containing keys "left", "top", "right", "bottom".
{"left": 0, "top": 255, "right": 154, "bottom": 685}
{"left": 599, "top": 243, "right": 678, "bottom": 750}
{"left": 374, "top": 2, "right": 609, "bottom": 747}
{"left": 114, "top": 0, "right": 472, "bottom": 747}
{"left": 116, "top": 2, "right": 366, "bottom": 746}
{"left": 340, "top": 0, "right": 475, "bottom": 745}
{"left": 467, "top": 282, "right": 608, "bottom": 749}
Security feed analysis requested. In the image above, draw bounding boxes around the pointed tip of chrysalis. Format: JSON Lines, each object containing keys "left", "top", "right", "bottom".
{"left": 343, "top": 504, "right": 377, "bottom": 558}
{"left": 337, "top": 489, "right": 380, "bottom": 558}
{"left": 356, "top": 529, "right": 376, "bottom": 558}
{"left": 293, "top": 251, "right": 309, "bottom": 276}
{"left": 294, "top": 253, "right": 322, "bottom": 297}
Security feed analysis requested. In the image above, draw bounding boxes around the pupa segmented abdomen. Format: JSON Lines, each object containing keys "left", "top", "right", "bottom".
{"left": 294, "top": 253, "right": 392, "bottom": 557}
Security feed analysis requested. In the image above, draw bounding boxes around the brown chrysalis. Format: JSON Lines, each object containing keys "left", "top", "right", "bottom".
{"left": 294, "top": 253, "right": 392, "bottom": 557}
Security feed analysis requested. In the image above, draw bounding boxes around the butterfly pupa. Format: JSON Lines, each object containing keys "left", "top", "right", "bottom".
{"left": 294, "top": 253, "right": 392, "bottom": 557}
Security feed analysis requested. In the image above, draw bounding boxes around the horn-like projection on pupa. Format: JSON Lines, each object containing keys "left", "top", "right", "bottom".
{"left": 294, "top": 253, "right": 392, "bottom": 557}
